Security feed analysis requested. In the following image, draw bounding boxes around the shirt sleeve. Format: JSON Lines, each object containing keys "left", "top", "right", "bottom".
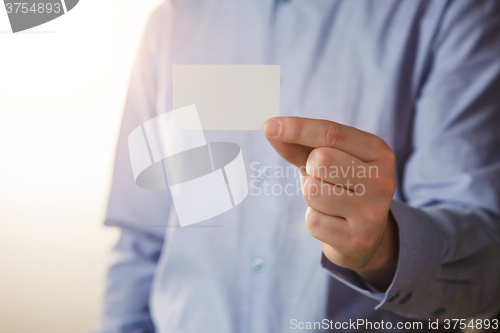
{"left": 95, "top": 5, "right": 172, "bottom": 333}
{"left": 323, "top": 0, "right": 500, "bottom": 320}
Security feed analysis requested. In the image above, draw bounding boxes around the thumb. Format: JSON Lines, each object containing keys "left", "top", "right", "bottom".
{"left": 263, "top": 119, "right": 313, "bottom": 172}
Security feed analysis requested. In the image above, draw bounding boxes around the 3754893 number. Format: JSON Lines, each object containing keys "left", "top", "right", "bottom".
{"left": 443, "top": 319, "right": 498, "bottom": 330}
{"left": 5, "top": 2, "right": 61, "bottom": 14}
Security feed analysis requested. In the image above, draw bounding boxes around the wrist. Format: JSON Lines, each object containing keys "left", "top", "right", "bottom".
{"left": 356, "top": 211, "right": 399, "bottom": 291}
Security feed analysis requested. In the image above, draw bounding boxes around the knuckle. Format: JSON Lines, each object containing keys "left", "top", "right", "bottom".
{"left": 371, "top": 137, "right": 395, "bottom": 161}
{"left": 384, "top": 148, "right": 396, "bottom": 166}
{"left": 384, "top": 177, "right": 396, "bottom": 195}
{"left": 285, "top": 118, "right": 301, "bottom": 140}
{"left": 373, "top": 175, "right": 396, "bottom": 196}
{"left": 308, "top": 148, "right": 332, "bottom": 178}
{"left": 372, "top": 174, "right": 396, "bottom": 197}
{"left": 323, "top": 124, "right": 343, "bottom": 147}
{"left": 378, "top": 140, "right": 396, "bottom": 162}
{"left": 371, "top": 136, "right": 388, "bottom": 151}
{"left": 310, "top": 148, "right": 331, "bottom": 168}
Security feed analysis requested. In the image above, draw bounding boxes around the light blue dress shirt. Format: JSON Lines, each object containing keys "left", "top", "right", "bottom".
{"left": 98, "top": 1, "right": 500, "bottom": 332}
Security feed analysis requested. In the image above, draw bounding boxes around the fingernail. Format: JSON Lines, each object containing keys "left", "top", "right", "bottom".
{"left": 305, "top": 159, "right": 313, "bottom": 176}
{"left": 305, "top": 150, "right": 317, "bottom": 176}
{"left": 263, "top": 120, "right": 281, "bottom": 137}
{"left": 298, "top": 165, "right": 308, "bottom": 177}
{"left": 305, "top": 207, "right": 313, "bottom": 223}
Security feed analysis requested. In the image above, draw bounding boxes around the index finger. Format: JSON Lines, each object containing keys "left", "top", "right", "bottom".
{"left": 263, "top": 117, "right": 385, "bottom": 162}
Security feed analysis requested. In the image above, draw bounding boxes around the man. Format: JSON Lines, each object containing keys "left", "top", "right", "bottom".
{"left": 98, "top": 0, "right": 500, "bottom": 332}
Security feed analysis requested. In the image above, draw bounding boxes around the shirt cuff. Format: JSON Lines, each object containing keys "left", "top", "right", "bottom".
{"left": 321, "top": 199, "right": 442, "bottom": 317}
{"left": 321, "top": 254, "right": 386, "bottom": 303}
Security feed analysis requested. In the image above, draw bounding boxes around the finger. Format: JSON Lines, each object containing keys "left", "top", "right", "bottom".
{"left": 302, "top": 176, "right": 363, "bottom": 218}
{"left": 265, "top": 139, "right": 312, "bottom": 174}
{"left": 264, "top": 117, "right": 388, "bottom": 162}
{"left": 306, "top": 147, "right": 371, "bottom": 191}
{"left": 305, "top": 207, "right": 351, "bottom": 247}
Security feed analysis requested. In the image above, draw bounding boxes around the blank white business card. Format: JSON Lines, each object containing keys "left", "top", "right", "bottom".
{"left": 173, "top": 65, "right": 280, "bottom": 131}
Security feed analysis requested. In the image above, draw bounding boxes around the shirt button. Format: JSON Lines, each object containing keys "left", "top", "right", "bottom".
{"left": 250, "top": 258, "right": 266, "bottom": 273}
{"left": 258, "top": 165, "right": 272, "bottom": 179}
{"left": 399, "top": 292, "right": 413, "bottom": 304}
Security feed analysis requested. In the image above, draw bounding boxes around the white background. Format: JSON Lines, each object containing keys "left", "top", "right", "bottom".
{"left": 0, "top": 1, "right": 163, "bottom": 332}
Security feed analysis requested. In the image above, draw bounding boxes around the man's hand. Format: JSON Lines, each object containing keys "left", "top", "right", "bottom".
{"left": 263, "top": 117, "right": 399, "bottom": 291}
